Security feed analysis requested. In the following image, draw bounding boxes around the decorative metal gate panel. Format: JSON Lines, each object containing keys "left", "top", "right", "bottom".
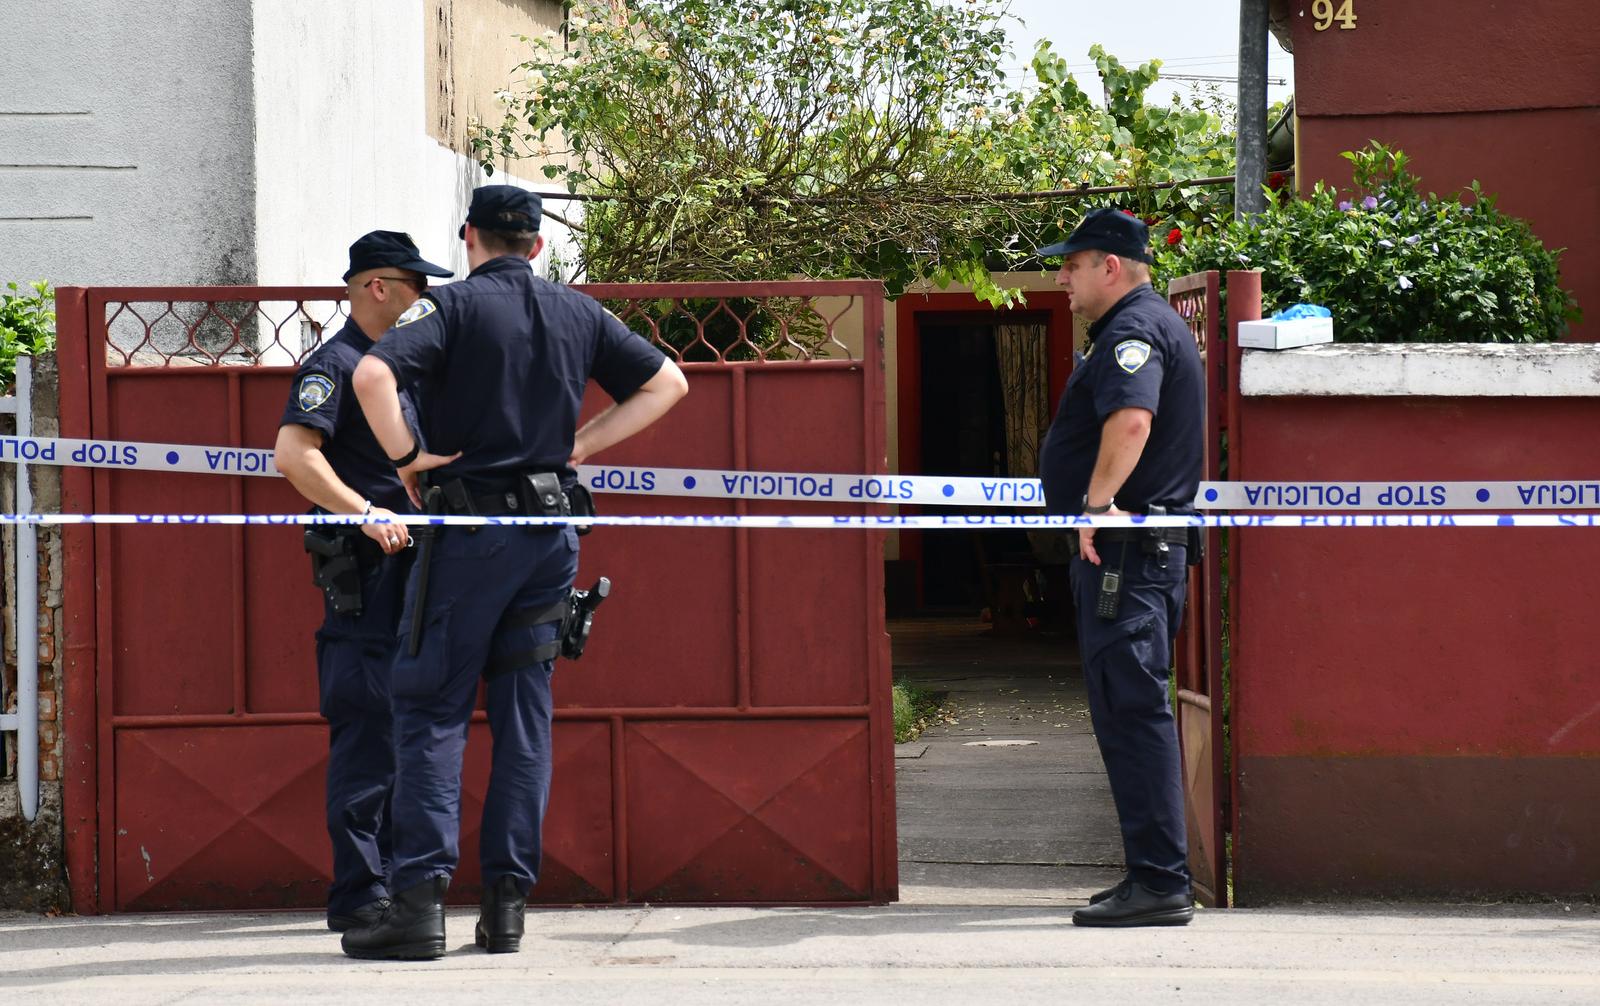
{"left": 56, "top": 280, "right": 892, "bottom": 912}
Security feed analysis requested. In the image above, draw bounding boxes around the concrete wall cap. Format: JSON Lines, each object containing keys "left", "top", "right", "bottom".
{"left": 1240, "top": 342, "right": 1600, "bottom": 398}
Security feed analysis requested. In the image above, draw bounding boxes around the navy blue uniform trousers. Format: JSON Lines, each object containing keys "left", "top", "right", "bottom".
{"left": 1070, "top": 538, "right": 1192, "bottom": 895}
{"left": 387, "top": 524, "right": 579, "bottom": 895}
{"left": 316, "top": 551, "right": 408, "bottom": 917}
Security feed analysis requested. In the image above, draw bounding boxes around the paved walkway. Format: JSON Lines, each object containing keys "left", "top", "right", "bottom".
{"left": 4, "top": 902, "right": 1598, "bottom": 1003}
{"left": 892, "top": 616, "right": 1127, "bottom": 905}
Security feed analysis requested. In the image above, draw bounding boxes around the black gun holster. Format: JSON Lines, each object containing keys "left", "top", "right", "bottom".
{"left": 305, "top": 527, "right": 377, "bottom": 616}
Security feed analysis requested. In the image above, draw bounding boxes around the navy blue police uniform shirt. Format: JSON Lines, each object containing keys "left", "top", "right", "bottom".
{"left": 1039, "top": 284, "right": 1204, "bottom": 514}
{"left": 369, "top": 255, "right": 668, "bottom": 488}
{"left": 281, "top": 321, "right": 422, "bottom": 513}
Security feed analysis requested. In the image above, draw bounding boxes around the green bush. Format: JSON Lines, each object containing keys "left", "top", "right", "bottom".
{"left": 0, "top": 281, "right": 55, "bottom": 390}
{"left": 1159, "top": 143, "right": 1580, "bottom": 343}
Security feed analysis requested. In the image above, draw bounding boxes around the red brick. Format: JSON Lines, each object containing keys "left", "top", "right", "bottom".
{"left": 40, "top": 758, "right": 59, "bottom": 782}
{"left": 36, "top": 691, "right": 55, "bottom": 721}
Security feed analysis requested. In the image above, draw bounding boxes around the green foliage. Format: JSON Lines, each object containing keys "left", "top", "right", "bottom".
{"left": 1160, "top": 143, "right": 1580, "bottom": 343}
{"left": 892, "top": 679, "right": 945, "bottom": 744}
{"left": 474, "top": 1, "right": 1236, "bottom": 305}
{"left": 0, "top": 281, "right": 55, "bottom": 390}
{"left": 977, "top": 41, "right": 1236, "bottom": 258}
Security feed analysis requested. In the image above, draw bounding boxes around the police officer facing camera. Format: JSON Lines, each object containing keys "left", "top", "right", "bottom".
{"left": 1037, "top": 207, "right": 1205, "bottom": 928}
{"left": 343, "top": 185, "right": 687, "bottom": 960}
{"left": 273, "top": 230, "right": 453, "bottom": 934}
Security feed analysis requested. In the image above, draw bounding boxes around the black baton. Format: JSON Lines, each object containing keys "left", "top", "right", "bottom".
{"left": 407, "top": 485, "right": 441, "bottom": 657}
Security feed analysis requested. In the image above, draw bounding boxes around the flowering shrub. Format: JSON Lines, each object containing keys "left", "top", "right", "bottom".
{"left": 1159, "top": 143, "right": 1579, "bottom": 343}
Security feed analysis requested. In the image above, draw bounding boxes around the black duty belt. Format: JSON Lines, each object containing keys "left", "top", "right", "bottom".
{"left": 1093, "top": 527, "right": 1189, "bottom": 545}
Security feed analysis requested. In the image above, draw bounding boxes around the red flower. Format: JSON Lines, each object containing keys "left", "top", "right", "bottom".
{"left": 1267, "top": 171, "right": 1287, "bottom": 190}
{"left": 1119, "top": 208, "right": 1138, "bottom": 218}
{"left": 1143, "top": 216, "right": 1160, "bottom": 227}
{"left": 1166, "top": 227, "right": 1183, "bottom": 246}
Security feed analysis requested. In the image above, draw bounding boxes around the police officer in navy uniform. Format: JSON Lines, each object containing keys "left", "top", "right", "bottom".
{"left": 1037, "top": 207, "right": 1204, "bottom": 927}
{"left": 342, "top": 185, "right": 688, "bottom": 960}
{"left": 273, "top": 230, "right": 453, "bottom": 933}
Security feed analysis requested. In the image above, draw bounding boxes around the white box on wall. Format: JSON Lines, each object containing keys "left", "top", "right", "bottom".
{"left": 1237, "top": 317, "right": 1335, "bottom": 350}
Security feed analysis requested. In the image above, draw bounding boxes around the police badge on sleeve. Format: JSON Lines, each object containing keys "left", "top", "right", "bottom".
{"left": 297, "top": 373, "right": 335, "bottom": 411}
{"left": 1114, "top": 340, "right": 1152, "bottom": 374}
{"left": 395, "top": 298, "right": 437, "bottom": 327}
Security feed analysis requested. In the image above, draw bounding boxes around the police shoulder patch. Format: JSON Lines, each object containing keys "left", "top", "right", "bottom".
{"left": 395, "top": 298, "right": 437, "bottom": 328}
{"left": 296, "top": 373, "right": 335, "bottom": 412}
{"left": 1113, "top": 339, "right": 1153, "bottom": 374}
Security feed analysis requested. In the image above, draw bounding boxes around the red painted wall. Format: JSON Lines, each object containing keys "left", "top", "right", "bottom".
{"left": 1289, "top": 0, "right": 1600, "bottom": 339}
{"left": 1233, "top": 393, "right": 1600, "bottom": 899}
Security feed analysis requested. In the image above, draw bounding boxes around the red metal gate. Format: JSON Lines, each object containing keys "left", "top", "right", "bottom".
{"left": 56, "top": 280, "right": 892, "bottom": 913}
{"left": 1167, "top": 272, "right": 1229, "bottom": 907}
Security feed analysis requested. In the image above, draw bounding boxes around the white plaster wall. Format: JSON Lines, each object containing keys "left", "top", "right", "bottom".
{"left": 251, "top": 0, "right": 577, "bottom": 290}
{"left": 1240, "top": 343, "right": 1600, "bottom": 398}
{"left": 0, "top": 0, "right": 257, "bottom": 286}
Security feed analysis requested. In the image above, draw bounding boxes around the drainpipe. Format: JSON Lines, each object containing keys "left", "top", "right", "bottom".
{"left": 16, "top": 355, "right": 37, "bottom": 821}
{"left": 1235, "top": 0, "right": 1270, "bottom": 219}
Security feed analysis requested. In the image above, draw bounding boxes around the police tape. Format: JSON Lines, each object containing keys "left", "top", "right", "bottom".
{"left": 3, "top": 433, "right": 1600, "bottom": 512}
{"left": 1, "top": 512, "right": 1597, "bottom": 529}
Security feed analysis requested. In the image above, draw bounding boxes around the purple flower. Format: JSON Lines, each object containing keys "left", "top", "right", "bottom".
{"left": 1338, "top": 200, "right": 1353, "bottom": 211}
{"left": 1404, "top": 234, "right": 1421, "bottom": 245}
{"left": 1361, "top": 195, "right": 1379, "bottom": 210}
{"left": 1377, "top": 238, "right": 1395, "bottom": 248}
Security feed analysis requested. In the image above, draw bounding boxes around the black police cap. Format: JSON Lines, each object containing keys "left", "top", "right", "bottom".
{"left": 458, "top": 184, "right": 542, "bottom": 239}
{"left": 343, "top": 230, "right": 453, "bottom": 282}
{"left": 1036, "top": 207, "right": 1154, "bottom": 264}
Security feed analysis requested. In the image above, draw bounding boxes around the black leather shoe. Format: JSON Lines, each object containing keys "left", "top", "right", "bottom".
{"left": 475, "top": 875, "right": 527, "bottom": 954}
{"left": 1088, "top": 877, "right": 1129, "bottom": 906}
{"left": 1072, "top": 881, "right": 1194, "bottom": 927}
{"left": 327, "top": 897, "right": 390, "bottom": 933}
{"left": 341, "top": 876, "right": 449, "bottom": 960}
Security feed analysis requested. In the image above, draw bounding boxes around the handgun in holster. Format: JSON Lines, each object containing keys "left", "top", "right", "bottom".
{"left": 1140, "top": 505, "right": 1203, "bottom": 567}
{"left": 305, "top": 526, "right": 365, "bottom": 616}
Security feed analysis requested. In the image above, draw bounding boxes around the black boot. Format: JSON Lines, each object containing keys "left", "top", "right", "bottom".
{"left": 1072, "top": 881, "right": 1194, "bottom": 928}
{"left": 1088, "top": 876, "right": 1129, "bottom": 906}
{"left": 327, "top": 896, "right": 390, "bottom": 933}
{"left": 475, "top": 875, "right": 526, "bottom": 954}
{"left": 341, "top": 876, "right": 448, "bottom": 960}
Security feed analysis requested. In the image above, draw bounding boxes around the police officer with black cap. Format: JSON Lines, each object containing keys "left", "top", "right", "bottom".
{"left": 341, "top": 185, "right": 687, "bottom": 960}
{"left": 1037, "top": 207, "right": 1204, "bottom": 927}
{"left": 273, "top": 230, "right": 453, "bottom": 934}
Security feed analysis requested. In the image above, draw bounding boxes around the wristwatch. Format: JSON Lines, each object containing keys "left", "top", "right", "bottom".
{"left": 1082, "top": 495, "right": 1114, "bottom": 515}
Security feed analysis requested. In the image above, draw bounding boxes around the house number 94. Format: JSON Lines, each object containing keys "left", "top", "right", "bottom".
{"left": 1312, "top": 0, "right": 1357, "bottom": 30}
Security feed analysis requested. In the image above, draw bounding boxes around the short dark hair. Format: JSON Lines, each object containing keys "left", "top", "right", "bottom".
{"left": 476, "top": 226, "right": 538, "bottom": 257}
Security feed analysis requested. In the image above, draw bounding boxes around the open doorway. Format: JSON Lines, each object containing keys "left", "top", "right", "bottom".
{"left": 889, "top": 293, "right": 1123, "bottom": 906}
{"left": 907, "top": 310, "right": 1070, "bottom": 632}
